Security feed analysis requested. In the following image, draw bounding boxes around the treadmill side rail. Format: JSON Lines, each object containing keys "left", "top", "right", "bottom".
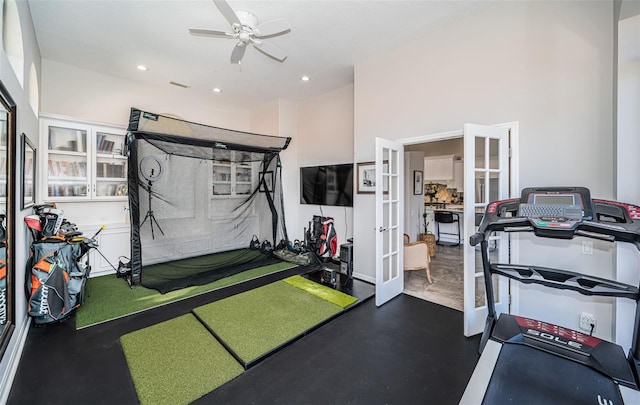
{"left": 459, "top": 340, "right": 502, "bottom": 405}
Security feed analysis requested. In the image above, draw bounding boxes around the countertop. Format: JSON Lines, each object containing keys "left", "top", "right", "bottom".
{"left": 424, "top": 204, "right": 464, "bottom": 212}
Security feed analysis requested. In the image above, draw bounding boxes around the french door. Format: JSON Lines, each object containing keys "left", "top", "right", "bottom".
{"left": 375, "top": 137, "right": 404, "bottom": 306}
{"left": 463, "top": 124, "right": 510, "bottom": 336}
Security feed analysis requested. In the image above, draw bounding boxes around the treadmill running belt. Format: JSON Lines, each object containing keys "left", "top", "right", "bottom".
{"left": 483, "top": 344, "right": 623, "bottom": 404}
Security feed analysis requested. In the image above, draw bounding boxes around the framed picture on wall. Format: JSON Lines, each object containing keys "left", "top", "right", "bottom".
{"left": 259, "top": 171, "right": 274, "bottom": 193}
{"left": 357, "top": 161, "right": 389, "bottom": 194}
{"left": 21, "top": 133, "right": 36, "bottom": 209}
{"left": 413, "top": 170, "right": 423, "bottom": 195}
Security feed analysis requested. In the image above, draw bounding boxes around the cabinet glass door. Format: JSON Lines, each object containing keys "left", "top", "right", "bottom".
{"left": 47, "top": 125, "right": 89, "bottom": 198}
{"left": 212, "top": 163, "right": 232, "bottom": 196}
{"left": 235, "top": 164, "right": 252, "bottom": 195}
{"left": 95, "top": 131, "right": 127, "bottom": 198}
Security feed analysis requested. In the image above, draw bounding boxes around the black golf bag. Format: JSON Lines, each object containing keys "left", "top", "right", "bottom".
{"left": 26, "top": 237, "right": 90, "bottom": 324}
{"left": 306, "top": 215, "right": 338, "bottom": 262}
{"left": 25, "top": 205, "right": 97, "bottom": 325}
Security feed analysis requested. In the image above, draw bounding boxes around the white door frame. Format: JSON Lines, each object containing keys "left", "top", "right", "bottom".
{"left": 398, "top": 122, "right": 520, "bottom": 329}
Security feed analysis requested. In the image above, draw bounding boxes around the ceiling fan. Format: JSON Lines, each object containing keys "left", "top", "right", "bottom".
{"left": 189, "top": 0, "right": 291, "bottom": 64}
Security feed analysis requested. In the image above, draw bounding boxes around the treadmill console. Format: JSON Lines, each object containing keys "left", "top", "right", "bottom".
{"left": 518, "top": 187, "right": 593, "bottom": 229}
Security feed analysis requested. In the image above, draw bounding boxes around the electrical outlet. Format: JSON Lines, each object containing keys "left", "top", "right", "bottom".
{"left": 579, "top": 312, "right": 596, "bottom": 332}
{"left": 582, "top": 241, "right": 593, "bottom": 255}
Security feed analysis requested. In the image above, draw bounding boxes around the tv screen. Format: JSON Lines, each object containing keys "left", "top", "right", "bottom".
{"left": 300, "top": 164, "right": 354, "bottom": 207}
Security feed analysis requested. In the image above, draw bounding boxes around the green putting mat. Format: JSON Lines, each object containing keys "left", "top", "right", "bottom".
{"left": 193, "top": 277, "right": 354, "bottom": 365}
{"left": 283, "top": 275, "right": 357, "bottom": 308}
{"left": 120, "top": 314, "right": 244, "bottom": 405}
{"left": 76, "top": 261, "right": 296, "bottom": 329}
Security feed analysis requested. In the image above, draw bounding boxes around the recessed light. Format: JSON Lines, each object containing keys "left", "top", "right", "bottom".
{"left": 137, "top": 65, "right": 148, "bottom": 71}
{"left": 301, "top": 75, "right": 310, "bottom": 82}
{"left": 213, "top": 87, "right": 221, "bottom": 93}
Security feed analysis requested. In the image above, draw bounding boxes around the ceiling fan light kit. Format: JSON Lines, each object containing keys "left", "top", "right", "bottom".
{"left": 189, "top": 0, "right": 291, "bottom": 64}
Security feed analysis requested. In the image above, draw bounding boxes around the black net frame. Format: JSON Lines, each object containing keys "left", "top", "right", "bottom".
{"left": 126, "top": 108, "right": 291, "bottom": 288}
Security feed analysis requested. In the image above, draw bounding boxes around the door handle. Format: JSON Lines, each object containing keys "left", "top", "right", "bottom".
{"left": 379, "top": 226, "right": 388, "bottom": 232}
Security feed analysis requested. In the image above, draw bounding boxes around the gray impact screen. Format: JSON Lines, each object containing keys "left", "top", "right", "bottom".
{"left": 126, "top": 108, "right": 291, "bottom": 291}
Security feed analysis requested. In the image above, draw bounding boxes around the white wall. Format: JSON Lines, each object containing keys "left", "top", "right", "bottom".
{"left": 248, "top": 87, "right": 354, "bottom": 256}
{"left": 404, "top": 151, "right": 425, "bottom": 242}
{"left": 615, "top": 10, "right": 640, "bottom": 352}
{"left": 0, "top": 1, "right": 41, "bottom": 401}
{"left": 294, "top": 85, "right": 354, "bottom": 251}
{"left": 41, "top": 60, "right": 250, "bottom": 130}
{"left": 353, "top": 1, "right": 617, "bottom": 328}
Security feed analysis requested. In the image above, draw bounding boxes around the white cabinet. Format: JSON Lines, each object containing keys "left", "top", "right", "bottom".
{"left": 452, "top": 160, "right": 464, "bottom": 190}
{"left": 40, "top": 115, "right": 128, "bottom": 202}
{"left": 211, "top": 152, "right": 255, "bottom": 197}
{"left": 82, "top": 223, "right": 130, "bottom": 277}
{"left": 424, "top": 155, "right": 457, "bottom": 181}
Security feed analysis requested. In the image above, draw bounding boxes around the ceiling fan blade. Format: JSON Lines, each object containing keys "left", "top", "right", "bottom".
{"left": 189, "top": 28, "right": 232, "bottom": 37}
{"left": 213, "top": 0, "right": 241, "bottom": 26}
{"left": 253, "top": 18, "right": 291, "bottom": 37}
{"left": 251, "top": 39, "right": 287, "bottom": 62}
{"left": 230, "top": 42, "right": 246, "bottom": 64}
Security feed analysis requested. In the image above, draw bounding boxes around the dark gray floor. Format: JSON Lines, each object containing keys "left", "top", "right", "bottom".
{"left": 8, "top": 266, "right": 481, "bottom": 405}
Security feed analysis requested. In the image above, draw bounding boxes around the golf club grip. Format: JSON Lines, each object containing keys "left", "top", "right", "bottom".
{"left": 91, "top": 225, "right": 106, "bottom": 239}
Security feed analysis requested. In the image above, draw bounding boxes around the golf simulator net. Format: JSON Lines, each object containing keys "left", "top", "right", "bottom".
{"left": 126, "top": 108, "right": 291, "bottom": 291}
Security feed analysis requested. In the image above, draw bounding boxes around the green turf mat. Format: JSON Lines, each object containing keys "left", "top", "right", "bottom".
{"left": 120, "top": 314, "right": 244, "bottom": 405}
{"left": 194, "top": 280, "right": 349, "bottom": 365}
{"left": 283, "top": 275, "right": 358, "bottom": 308}
{"left": 76, "top": 261, "right": 296, "bottom": 329}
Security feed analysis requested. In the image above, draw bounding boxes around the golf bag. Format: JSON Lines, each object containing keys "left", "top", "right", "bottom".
{"left": 25, "top": 206, "right": 96, "bottom": 325}
{"left": 306, "top": 215, "right": 338, "bottom": 262}
{"left": 26, "top": 237, "right": 91, "bottom": 325}
{"left": 0, "top": 242, "right": 6, "bottom": 327}
{"left": 0, "top": 215, "right": 7, "bottom": 326}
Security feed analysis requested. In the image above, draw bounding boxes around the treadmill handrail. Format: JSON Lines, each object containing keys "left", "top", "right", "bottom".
{"left": 472, "top": 218, "right": 640, "bottom": 251}
{"left": 491, "top": 263, "right": 640, "bottom": 300}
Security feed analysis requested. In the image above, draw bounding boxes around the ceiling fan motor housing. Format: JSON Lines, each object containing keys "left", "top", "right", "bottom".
{"left": 235, "top": 10, "right": 258, "bottom": 31}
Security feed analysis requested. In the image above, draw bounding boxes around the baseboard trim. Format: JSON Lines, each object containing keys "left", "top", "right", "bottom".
{"left": 0, "top": 316, "right": 31, "bottom": 404}
{"left": 353, "top": 271, "right": 374, "bottom": 284}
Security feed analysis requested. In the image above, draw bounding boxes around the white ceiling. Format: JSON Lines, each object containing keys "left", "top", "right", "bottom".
{"left": 27, "top": 0, "right": 490, "bottom": 111}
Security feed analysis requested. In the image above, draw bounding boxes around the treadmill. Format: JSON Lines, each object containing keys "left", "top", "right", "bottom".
{"left": 460, "top": 187, "right": 640, "bottom": 404}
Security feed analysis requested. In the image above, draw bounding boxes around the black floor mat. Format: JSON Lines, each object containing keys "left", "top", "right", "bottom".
{"left": 140, "top": 248, "right": 282, "bottom": 293}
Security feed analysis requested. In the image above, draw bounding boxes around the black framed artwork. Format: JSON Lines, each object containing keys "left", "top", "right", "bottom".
{"left": 413, "top": 170, "right": 423, "bottom": 195}
{"left": 21, "top": 133, "right": 36, "bottom": 209}
{"left": 259, "top": 171, "right": 274, "bottom": 193}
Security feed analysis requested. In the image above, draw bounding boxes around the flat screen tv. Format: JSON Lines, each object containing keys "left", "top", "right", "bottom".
{"left": 300, "top": 163, "right": 353, "bottom": 207}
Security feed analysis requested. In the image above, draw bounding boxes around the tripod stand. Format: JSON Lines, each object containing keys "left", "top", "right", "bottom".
{"left": 140, "top": 179, "right": 164, "bottom": 239}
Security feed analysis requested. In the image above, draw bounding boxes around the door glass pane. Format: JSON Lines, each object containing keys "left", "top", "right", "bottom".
{"left": 390, "top": 170, "right": 398, "bottom": 200}
{"left": 383, "top": 201, "right": 390, "bottom": 230}
{"left": 383, "top": 226, "right": 390, "bottom": 256}
{"left": 391, "top": 226, "right": 399, "bottom": 255}
{"left": 96, "top": 157, "right": 127, "bottom": 197}
{"left": 48, "top": 126, "right": 87, "bottom": 153}
{"left": 475, "top": 275, "right": 485, "bottom": 308}
{"left": 391, "top": 250, "right": 399, "bottom": 279}
{"left": 475, "top": 137, "right": 485, "bottom": 169}
{"left": 383, "top": 255, "right": 390, "bottom": 282}
{"left": 96, "top": 131, "right": 125, "bottom": 155}
{"left": 47, "top": 155, "right": 88, "bottom": 197}
{"left": 489, "top": 138, "right": 499, "bottom": 169}
{"left": 475, "top": 172, "right": 487, "bottom": 204}
{"left": 389, "top": 149, "right": 397, "bottom": 175}
{"left": 489, "top": 172, "right": 500, "bottom": 203}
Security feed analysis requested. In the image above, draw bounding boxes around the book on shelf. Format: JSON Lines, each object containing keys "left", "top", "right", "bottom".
{"left": 48, "top": 159, "right": 86, "bottom": 177}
